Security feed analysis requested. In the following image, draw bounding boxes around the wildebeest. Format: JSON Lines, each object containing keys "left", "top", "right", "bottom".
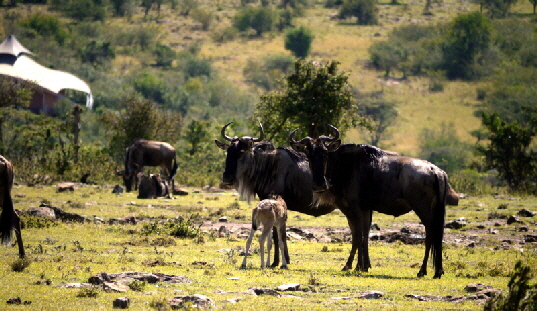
{"left": 117, "top": 139, "right": 178, "bottom": 193}
{"left": 242, "top": 194, "right": 288, "bottom": 269}
{"left": 215, "top": 122, "right": 335, "bottom": 267}
{"left": 137, "top": 173, "right": 169, "bottom": 199}
{"left": 290, "top": 126, "right": 448, "bottom": 278}
{"left": 0, "top": 155, "right": 25, "bottom": 258}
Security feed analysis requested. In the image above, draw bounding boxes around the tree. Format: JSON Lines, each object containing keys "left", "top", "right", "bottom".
{"left": 476, "top": 111, "right": 537, "bottom": 192}
{"left": 530, "top": 0, "right": 537, "bottom": 14}
{"left": 339, "top": 0, "right": 379, "bottom": 25}
{"left": 19, "top": 13, "right": 70, "bottom": 45}
{"left": 251, "top": 60, "right": 362, "bottom": 145}
{"left": 184, "top": 119, "right": 208, "bottom": 155}
{"left": 441, "top": 12, "right": 492, "bottom": 80}
{"left": 233, "top": 6, "right": 276, "bottom": 37}
{"left": 284, "top": 26, "right": 314, "bottom": 58}
{"left": 482, "top": 0, "right": 518, "bottom": 18}
{"left": 0, "top": 76, "right": 34, "bottom": 154}
{"left": 358, "top": 97, "right": 398, "bottom": 146}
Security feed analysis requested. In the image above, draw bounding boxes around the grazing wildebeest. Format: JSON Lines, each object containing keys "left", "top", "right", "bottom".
{"left": 290, "top": 126, "right": 448, "bottom": 278}
{"left": 242, "top": 194, "right": 288, "bottom": 269}
{"left": 137, "top": 173, "right": 169, "bottom": 199}
{"left": 215, "top": 122, "right": 335, "bottom": 267}
{"left": 118, "top": 139, "right": 178, "bottom": 193}
{"left": 0, "top": 155, "right": 25, "bottom": 258}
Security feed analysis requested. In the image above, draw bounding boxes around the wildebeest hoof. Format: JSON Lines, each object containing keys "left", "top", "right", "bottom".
{"left": 280, "top": 265, "right": 288, "bottom": 270}
{"left": 342, "top": 266, "right": 351, "bottom": 271}
{"left": 240, "top": 265, "right": 247, "bottom": 269}
{"left": 417, "top": 271, "right": 426, "bottom": 278}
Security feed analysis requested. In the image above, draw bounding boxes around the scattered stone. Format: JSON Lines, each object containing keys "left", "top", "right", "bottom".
{"left": 218, "top": 216, "right": 228, "bottom": 223}
{"left": 524, "top": 235, "right": 537, "bottom": 243}
{"left": 58, "top": 283, "right": 93, "bottom": 288}
{"left": 168, "top": 294, "right": 215, "bottom": 309}
{"left": 103, "top": 282, "right": 130, "bottom": 292}
{"left": 109, "top": 215, "right": 137, "bottom": 225}
{"left": 277, "top": 283, "right": 300, "bottom": 291}
{"left": 172, "top": 188, "right": 189, "bottom": 196}
{"left": 15, "top": 193, "right": 25, "bottom": 198}
{"left": 247, "top": 287, "right": 281, "bottom": 297}
{"left": 488, "top": 228, "right": 499, "bottom": 234}
{"left": 288, "top": 227, "right": 316, "bottom": 240}
{"left": 516, "top": 226, "right": 529, "bottom": 232}
{"left": 507, "top": 215, "right": 523, "bottom": 225}
{"left": 6, "top": 297, "right": 31, "bottom": 305}
{"left": 39, "top": 203, "right": 89, "bottom": 223}
{"left": 370, "top": 223, "right": 380, "bottom": 230}
{"left": 88, "top": 271, "right": 194, "bottom": 285}
{"left": 517, "top": 209, "right": 536, "bottom": 217}
{"left": 112, "top": 185, "right": 124, "bottom": 194}
{"left": 113, "top": 297, "right": 130, "bottom": 309}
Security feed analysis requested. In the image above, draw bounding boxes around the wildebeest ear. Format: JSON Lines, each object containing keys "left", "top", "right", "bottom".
{"left": 290, "top": 141, "right": 306, "bottom": 153}
{"left": 215, "top": 139, "right": 229, "bottom": 150}
{"left": 327, "top": 140, "right": 341, "bottom": 152}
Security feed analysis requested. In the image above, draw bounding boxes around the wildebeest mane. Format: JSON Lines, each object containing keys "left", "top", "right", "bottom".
{"left": 277, "top": 146, "right": 307, "bottom": 163}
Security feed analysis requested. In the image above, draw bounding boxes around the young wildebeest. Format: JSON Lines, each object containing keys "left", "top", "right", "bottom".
{"left": 137, "top": 173, "right": 169, "bottom": 199}
{"left": 0, "top": 155, "right": 25, "bottom": 258}
{"left": 242, "top": 195, "right": 288, "bottom": 269}
{"left": 117, "top": 139, "right": 178, "bottom": 193}
{"left": 290, "top": 126, "right": 448, "bottom": 279}
{"left": 215, "top": 122, "right": 335, "bottom": 267}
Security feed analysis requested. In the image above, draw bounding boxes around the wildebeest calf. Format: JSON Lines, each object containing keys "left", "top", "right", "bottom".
{"left": 241, "top": 195, "right": 288, "bottom": 269}
{"left": 137, "top": 173, "right": 169, "bottom": 199}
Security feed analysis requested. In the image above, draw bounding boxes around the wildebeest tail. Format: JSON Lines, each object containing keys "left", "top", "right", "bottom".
{"left": 170, "top": 157, "right": 178, "bottom": 181}
{"left": 0, "top": 163, "right": 15, "bottom": 245}
{"left": 251, "top": 209, "right": 259, "bottom": 231}
{"left": 431, "top": 170, "right": 447, "bottom": 277}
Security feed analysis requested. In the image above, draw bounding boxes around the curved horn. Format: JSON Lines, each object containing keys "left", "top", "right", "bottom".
{"left": 221, "top": 122, "right": 234, "bottom": 142}
{"left": 252, "top": 122, "right": 264, "bottom": 142}
{"left": 320, "top": 125, "right": 340, "bottom": 142}
{"left": 289, "top": 129, "right": 299, "bottom": 144}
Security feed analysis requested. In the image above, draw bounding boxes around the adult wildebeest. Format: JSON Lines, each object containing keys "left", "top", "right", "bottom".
{"left": 118, "top": 139, "right": 178, "bottom": 194}
{"left": 290, "top": 126, "right": 448, "bottom": 279}
{"left": 137, "top": 173, "right": 169, "bottom": 199}
{"left": 215, "top": 122, "right": 335, "bottom": 267}
{"left": 0, "top": 155, "right": 25, "bottom": 258}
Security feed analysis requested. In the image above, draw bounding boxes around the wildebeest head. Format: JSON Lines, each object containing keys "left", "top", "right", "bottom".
{"left": 116, "top": 164, "right": 138, "bottom": 192}
{"left": 214, "top": 122, "right": 265, "bottom": 185}
{"left": 289, "top": 125, "right": 341, "bottom": 193}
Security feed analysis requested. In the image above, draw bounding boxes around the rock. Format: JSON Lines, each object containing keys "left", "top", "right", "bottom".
{"left": 89, "top": 271, "right": 194, "bottom": 285}
{"left": 58, "top": 282, "right": 93, "bottom": 288}
{"left": 370, "top": 223, "right": 380, "bottom": 230}
{"left": 218, "top": 216, "right": 228, "bottom": 223}
{"left": 524, "top": 235, "right": 537, "bottom": 243}
{"left": 248, "top": 287, "right": 281, "bottom": 297}
{"left": 516, "top": 226, "right": 529, "bottom": 232}
{"left": 173, "top": 188, "right": 189, "bottom": 196}
{"left": 25, "top": 206, "right": 56, "bottom": 219}
{"left": 277, "top": 283, "right": 300, "bottom": 291}
{"left": 6, "top": 297, "right": 31, "bottom": 305}
{"left": 57, "top": 182, "right": 76, "bottom": 192}
{"left": 517, "top": 209, "right": 536, "bottom": 217}
{"left": 358, "top": 290, "right": 383, "bottom": 299}
{"left": 103, "top": 282, "right": 130, "bottom": 292}
{"left": 39, "top": 203, "right": 89, "bottom": 223}
{"left": 218, "top": 226, "right": 228, "bottom": 237}
{"left": 112, "top": 185, "right": 124, "bottom": 194}
{"left": 113, "top": 297, "right": 130, "bottom": 309}
{"left": 464, "top": 283, "right": 493, "bottom": 293}
{"left": 168, "top": 294, "right": 215, "bottom": 309}
{"left": 445, "top": 219, "right": 466, "bottom": 229}
{"left": 488, "top": 228, "right": 499, "bottom": 234}
{"left": 507, "top": 215, "right": 523, "bottom": 225}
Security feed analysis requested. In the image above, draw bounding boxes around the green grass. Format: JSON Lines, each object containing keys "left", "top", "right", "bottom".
{"left": 1, "top": 185, "right": 536, "bottom": 310}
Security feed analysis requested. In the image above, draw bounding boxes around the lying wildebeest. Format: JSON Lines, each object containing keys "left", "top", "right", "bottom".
{"left": 0, "top": 155, "right": 25, "bottom": 258}
{"left": 290, "top": 126, "right": 448, "bottom": 278}
{"left": 242, "top": 194, "right": 288, "bottom": 270}
{"left": 137, "top": 173, "right": 169, "bottom": 199}
{"left": 215, "top": 122, "right": 335, "bottom": 268}
{"left": 117, "top": 139, "right": 178, "bottom": 193}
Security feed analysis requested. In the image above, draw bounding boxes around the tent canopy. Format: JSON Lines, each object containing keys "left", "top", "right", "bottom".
{"left": 0, "top": 35, "right": 93, "bottom": 108}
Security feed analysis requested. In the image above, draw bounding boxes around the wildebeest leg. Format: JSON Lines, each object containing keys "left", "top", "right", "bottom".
{"left": 241, "top": 228, "right": 256, "bottom": 269}
{"left": 417, "top": 225, "right": 432, "bottom": 277}
{"left": 342, "top": 219, "right": 356, "bottom": 271}
{"left": 271, "top": 226, "right": 290, "bottom": 267}
{"left": 259, "top": 224, "right": 272, "bottom": 269}
{"left": 362, "top": 209, "right": 373, "bottom": 270}
{"left": 13, "top": 213, "right": 25, "bottom": 258}
{"left": 278, "top": 225, "right": 288, "bottom": 269}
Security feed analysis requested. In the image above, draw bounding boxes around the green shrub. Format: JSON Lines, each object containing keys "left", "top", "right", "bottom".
{"left": 484, "top": 261, "right": 536, "bottom": 311}
{"left": 11, "top": 257, "right": 31, "bottom": 272}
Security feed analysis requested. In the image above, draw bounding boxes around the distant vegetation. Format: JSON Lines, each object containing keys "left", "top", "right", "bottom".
{"left": 0, "top": 0, "right": 536, "bottom": 193}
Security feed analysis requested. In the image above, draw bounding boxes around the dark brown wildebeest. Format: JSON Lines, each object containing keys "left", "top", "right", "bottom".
{"left": 137, "top": 173, "right": 169, "bottom": 199}
{"left": 215, "top": 122, "right": 335, "bottom": 268}
{"left": 118, "top": 139, "right": 178, "bottom": 193}
{"left": 290, "top": 126, "right": 448, "bottom": 279}
{"left": 0, "top": 155, "right": 25, "bottom": 258}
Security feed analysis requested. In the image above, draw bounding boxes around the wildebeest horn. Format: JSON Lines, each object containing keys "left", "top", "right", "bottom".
{"left": 289, "top": 129, "right": 299, "bottom": 144}
{"left": 221, "top": 122, "right": 234, "bottom": 142}
{"left": 252, "top": 122, "right": 264, "bottom": 142}
{"left": 320, "top": 125, "right": 340, "bottom": 142}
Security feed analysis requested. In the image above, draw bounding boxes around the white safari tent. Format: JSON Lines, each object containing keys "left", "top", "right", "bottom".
{"left": 0, "top": 35, "right": 93, "bottom": 114}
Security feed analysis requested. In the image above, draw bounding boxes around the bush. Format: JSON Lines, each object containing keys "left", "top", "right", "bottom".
{"left": 233, "top": 6, "right": 276, "bottom": 37}
{"left": 484, "top": 261, "right": 536, "bottom": 311}
{"left": 339, "top": 0, "right": 379, "bottom": 25}
{"left": 19, "top": 13, "right": 69, "bottom": 45}
{"left": 284, "top": 26, "right": 314, "bottom": 58}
